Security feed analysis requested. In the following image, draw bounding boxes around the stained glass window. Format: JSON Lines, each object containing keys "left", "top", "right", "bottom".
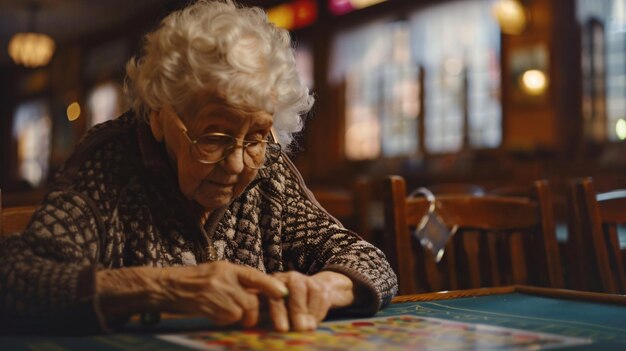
{"left": 410, "top": 0, "right": 501, "bottom": 153}
{"left": 331, "top": 0, "right": 501, "bottom": 160}
{"left": 12, "top": 99, "right": 52, "bottom": 187}
{"left": 86, "top": 81, "right": 125, "bottom": 127}
{"left": 295, "top": 42, "right": 314, "bottom": 89}
{"left": 578, "top": 0, "right": 626, "bottom": 141}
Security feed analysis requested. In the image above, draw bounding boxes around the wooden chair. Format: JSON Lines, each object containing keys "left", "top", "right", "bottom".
{"left": 566, "top": 177, "right": 626, "bottom": 294}
{"left": 383, "top": 175, "right": 564, "bottom": 295}
{"left": 1, "top": 205, "right": 37, "bottom": 240}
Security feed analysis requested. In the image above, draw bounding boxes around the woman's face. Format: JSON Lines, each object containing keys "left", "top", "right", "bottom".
{"left": 152, "top": 101, "right": 273, "bottom": 212}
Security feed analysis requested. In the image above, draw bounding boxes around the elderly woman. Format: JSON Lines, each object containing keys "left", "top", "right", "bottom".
{"left": 0, "top": 0, "right": 397, "bottom": 333}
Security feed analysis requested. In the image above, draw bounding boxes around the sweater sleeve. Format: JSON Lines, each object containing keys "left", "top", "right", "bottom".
{"left": 276, "top": 158, "right": 398, "bottom": 316}
{"left": 0, "top": 190, "right": 107, "bottom": 334}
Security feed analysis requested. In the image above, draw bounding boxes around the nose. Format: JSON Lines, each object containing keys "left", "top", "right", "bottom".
{"left": 221, "top": 143, "right": 245, "bottom": 174}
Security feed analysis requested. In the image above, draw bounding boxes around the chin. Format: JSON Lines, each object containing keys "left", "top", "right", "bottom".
{"left": 199, "top": 197, "right": 230, "bottom": 210}
{"left": 195, "top": 192, "right": 233, "bottom": 210}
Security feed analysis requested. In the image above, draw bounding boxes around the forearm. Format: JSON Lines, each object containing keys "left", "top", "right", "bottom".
{"left": 0, "top": 237, "right": 104, "bottom": 333}
{"left": 96, "top": 267, "right": 166, "bottom": 321}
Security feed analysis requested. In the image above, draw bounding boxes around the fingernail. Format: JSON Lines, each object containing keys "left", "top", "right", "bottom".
{"left": 296, "top": 315, "right": 308, "bottom": 330}
{"left": 279, "top": 284, "right": 289, "bottom": 297}
{"left": 273, "top": 280, "right": 288, "bottom": 296}
{"left": 277, "top": 317, "right": 289, "bottom": 332}
{"left": 307, "top": 316, "right": 317, "bottom": 330}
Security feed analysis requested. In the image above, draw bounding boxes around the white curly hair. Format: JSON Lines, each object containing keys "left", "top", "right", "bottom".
{"left": 125, "top": 0, "right": 314, "bottom": 149}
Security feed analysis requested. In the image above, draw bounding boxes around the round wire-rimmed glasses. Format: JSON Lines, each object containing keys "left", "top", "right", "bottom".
{"left": 172, "top": 113, "right": 281, "bottom": 170}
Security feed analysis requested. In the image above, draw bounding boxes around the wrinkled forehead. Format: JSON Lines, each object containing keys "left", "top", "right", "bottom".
{"left": 179, "top": 95, "right": 273, "bottom": 131}
{"left": 180, "top": 93, "right": 270, "bottom": 119}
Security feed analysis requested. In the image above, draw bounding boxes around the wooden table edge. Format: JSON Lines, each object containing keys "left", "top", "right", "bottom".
{"left": 391, "top": 285, "right": 626, "bottom": 306}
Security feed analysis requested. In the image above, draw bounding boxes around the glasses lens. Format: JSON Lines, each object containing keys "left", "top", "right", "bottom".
{"left": 191, "top": 133, "right": 281, "bottom": 169}
{"left": 194, "top": 134, "right": 232, "bottom": 163}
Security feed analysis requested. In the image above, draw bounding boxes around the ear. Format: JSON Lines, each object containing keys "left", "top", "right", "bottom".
{"left": 149, "top": 110, "right": 165, "bottom": 142}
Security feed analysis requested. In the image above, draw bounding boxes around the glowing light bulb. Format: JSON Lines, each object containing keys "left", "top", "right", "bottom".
{"left": 8, "top": 32, "right": 56, "bottom": 67}
{"left": 616, "top": 119, "right": 626, "bottom": 140}
{"left": 492, "top": 0, "right": 528, "bottom": 35}
{"left": 520, "top": 69, "right": 548, "bottom": 96}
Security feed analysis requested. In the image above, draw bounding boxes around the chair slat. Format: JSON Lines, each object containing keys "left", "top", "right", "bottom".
{"left": 509, "top": 232, "right": 527, "bottom": 284}
{"left": 463, "top": 232, "right": 481, "bottom": 287}
{"left": 606, "top": 225, "right": 626, "bottom": 293}
{"left": 487, "top": 234, "right": 501, "bottom": 286}
{"left": 446, "top": 239, "right": 459, "bottom": 290}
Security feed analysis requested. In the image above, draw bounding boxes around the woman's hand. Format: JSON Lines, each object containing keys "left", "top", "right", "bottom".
{"left": 97, "top": 261, "right": 288, "bottom": 328}
{"left": 268, "top": 271, "right": 355, "bottom": 332}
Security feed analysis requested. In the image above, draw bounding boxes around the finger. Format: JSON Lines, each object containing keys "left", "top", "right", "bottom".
{"left": 195, "top": 287, "right": 254, "bottom": 327}
{"left": 200, "top": 303, "right": 243, "bottom": 326}
{"left": 268, "top": 297, "right": 289, "bottom": 332}
{"left": 237, "top": 293, "right": 260, "bottom": 328}
{"left": 306, "top": 279, "right": 328, "bottom": 323}
{"left": 287, "top": 278, "right": 314, "bottom": 331}
{"left": 222, "top": 283, "right": 261, "bottom": 328}
{"left": 236, "top": 266, "right": 289, "bottom": 299}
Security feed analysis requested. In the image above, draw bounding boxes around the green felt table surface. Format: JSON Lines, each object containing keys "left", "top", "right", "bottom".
{"left": 381, "top": 293, "right": 626, "bottom": 350}
{"left": 1, "top": 291, "right": 625, "bottom": 350}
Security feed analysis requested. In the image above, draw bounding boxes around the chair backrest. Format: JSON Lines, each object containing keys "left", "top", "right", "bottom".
{"left": 1, "top": 205, "right": 38, "bottom": 239}
{"left": 566, "top": 177, "right": 626, "bottom": 294}
{"left": 383, "top": 175, "right": 564, "bottom": 295}
{"left": 426, "top": 183, "right": 486, "bottom": 196}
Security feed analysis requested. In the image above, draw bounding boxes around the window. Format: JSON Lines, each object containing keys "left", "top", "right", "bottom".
{"left": 578, "top": 0, "right": 626, "bottom": 141}
{"left": 410, "top": 0, "right": 501, "bottom": 153}
{"left": 86, "top": 81, "right": 125, "bottom": 127}
{"left": 331, "top": 0, "right": 501, "bottom": 160}
{"left": 12, "top": 99, "right": 52, "bottom": 187}
{"left": 295, "top": 42, "right": 314, "bottom": 89}
{"left": 332, "top": 19, "right": 401, "bottom": 160}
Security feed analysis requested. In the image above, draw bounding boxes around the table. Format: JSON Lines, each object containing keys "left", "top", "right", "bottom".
{"left": 2, "top": 285, "right": 625, "bottom": 350}
{"left": 390, "top": 285, "right": 626, "bottom": 350}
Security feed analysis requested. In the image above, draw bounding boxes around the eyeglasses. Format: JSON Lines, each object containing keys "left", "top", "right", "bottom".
{"left": 172, "top": 112, "right": 281, "bottom": 170}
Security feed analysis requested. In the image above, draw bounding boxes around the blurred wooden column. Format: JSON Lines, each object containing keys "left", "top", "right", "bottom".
{"left": 501, "top": 0, "right": 581, "bottom": 158}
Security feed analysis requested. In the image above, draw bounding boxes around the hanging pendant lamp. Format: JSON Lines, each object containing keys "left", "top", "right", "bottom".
{"left": 8, "top": 2, "right": 56, "bottom": 68}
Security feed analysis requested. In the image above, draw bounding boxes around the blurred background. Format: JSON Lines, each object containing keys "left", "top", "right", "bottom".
{"left": 1, "top": 0, "right": 625, "bottom": 230}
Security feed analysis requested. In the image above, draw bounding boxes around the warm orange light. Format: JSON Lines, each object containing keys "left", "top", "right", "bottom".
{"left": 268, "top": 0, "right": 317, "bottom": 30}
{"left": 519, "top": 69, "right": 548, "bottom": 95}
{"left": 292, "top": 0, "right": 317, "bottom": 29}
{"left": 66, "top": 102, "right": 81, "bottom": 121}
{"left": 492, "top": 0, "right": 528, "bottom": 35}
{"left": 8, "top": 32, "right": 56, "bottom": 68}
{"left": 616, "top": 119, "right": 626, "bottom": 140}
{"left": 351, "top": 0, "right": 387, "bottom": 9}
{"left": 267, "top": 4, "right": 293, "bottom": 30}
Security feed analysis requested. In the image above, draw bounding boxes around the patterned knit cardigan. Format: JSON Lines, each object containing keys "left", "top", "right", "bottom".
{"left": 0, "top": 112, "right": 398, "bottom": 333}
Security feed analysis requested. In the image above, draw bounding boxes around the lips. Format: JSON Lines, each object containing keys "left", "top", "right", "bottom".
{"left": 202, "top": 177, "right": 237, "bottom": 186}
{"left": 195, "top": 181, "right": 235, "bottom": 198}
{"left": 206, "top": 181, "right": 236, "bottom": 187}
